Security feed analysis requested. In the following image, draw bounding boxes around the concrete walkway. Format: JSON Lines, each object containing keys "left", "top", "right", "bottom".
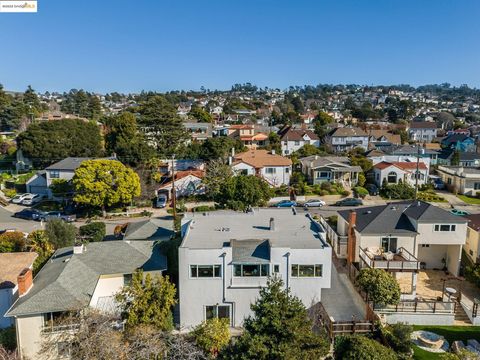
{"left": 321, "top": 263, "right": 366, "bottom": 322}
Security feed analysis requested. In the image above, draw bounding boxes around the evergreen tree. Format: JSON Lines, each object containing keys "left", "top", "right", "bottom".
{"left": 220, "top": 277, "right": 329, "bottom": 360}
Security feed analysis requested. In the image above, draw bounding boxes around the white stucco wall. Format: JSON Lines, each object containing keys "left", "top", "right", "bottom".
{"left": 232, "top": 162, "right": 291, "bottom": 187}
{"left": 16, "top": 314, "right": 44, "bottom": 360}
{"left": 89, "top": 275, "right": 125, "bottom": 310}
{"left": 380, "top": 312, "right": 454, "bottom": 326}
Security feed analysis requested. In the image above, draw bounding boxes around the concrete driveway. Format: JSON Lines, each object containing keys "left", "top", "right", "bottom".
{"left": 321, "top": 263, "right": 366, "bottom": 322}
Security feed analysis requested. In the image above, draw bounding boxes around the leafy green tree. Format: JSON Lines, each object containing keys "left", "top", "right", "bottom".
{"left": 116, "top": 270, "right": 177, "bottom": 331}
{"left": 451, "top": 150, "right": 460, "bottom": 166}
{"left": 293, "top": 144, "right": 325, "bottom": 158}
{"left": 334, "top": 335, "right": 397, "bottom": 360}
{"left": 45, "top": 219, "right": 77, "bottom": 249}
{"left": 79, "top": 222, "right": 106, "bottom": 242}
{"left": 357, "top": 268, "right": 400, "bottom": 306}
{"left": 349, "top": 148, "right": 373, "bottom": 172}
{"left": 17, "top": 119, "right": 103, "bottom": 166}
{"left": 265, "top": 132, "right": 281, "bottom": 155}
{"left": 216, "top": 175, "right": 272, "bottom": 210}
{"left": 49, "top": 179, "right": 74, "bottom": 197}
{"left": 138, "top": 95, "right": 188, "bottom": 156}
{"left": 27, "top": 230, "right": 54, "bottom": 274}
{"left": 384, "top": 323, "right": 413, "bottom": 357}
{"left": 381, "top": 182, "right": 415, "bottom": 200}
{"left": 73, "top": 160, "right": 141, "bottom": 215}
{"left": 0, "top": 231, "right": 26, "bottom": 253}
{"left": 189, "top": 106, "right": 213, "bottom": 123}
{"left": 104, "top": 112, "right": 155, "bottom": 165}
{"left": 220, "top": 277, "right": 329, "bottom": 360}
{"left": 193, "top": 318, "right": 230, "bottom": 358}
{"left": 313, "top": 111, "right": 334, "bottom": 139}
{"left": 358, "top": 173, "right": 366, "bottom": 187}
{"left": 204, "top": 160, "right": 233, "bottom": 200}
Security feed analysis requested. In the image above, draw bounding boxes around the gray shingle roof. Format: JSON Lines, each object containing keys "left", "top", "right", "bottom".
{"left": 45, "top": 156, "right": 117, "bottom": 171}
{"left": 6, "top": 241, "right": 167, "bottom": 317}
{"left": 338, "top": 200, "right": 466, "bottom": 235}
{"left": 123, "top": 218, "right": 174, "bottom": 241}
{"left": 299, "top": 156, "right": 362, "bottom": 172}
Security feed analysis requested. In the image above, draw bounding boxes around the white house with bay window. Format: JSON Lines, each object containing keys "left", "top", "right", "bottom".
{"left": 178, "top": 209, "right": 332, "bottom": 329}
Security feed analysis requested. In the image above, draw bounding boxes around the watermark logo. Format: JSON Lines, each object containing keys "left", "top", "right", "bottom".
{"left": 0, "top": 1, "right": 37, "bottom": 13}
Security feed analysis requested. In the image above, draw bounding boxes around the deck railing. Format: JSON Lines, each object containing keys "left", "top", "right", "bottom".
{"left": 373, "top": 299, "right": 456, "bottom": 314}
{"left": 359, "top": 247, "right": 421, "bottom": 271}
{"left": 319, "top": 216, "right": 348, "bottom": 258}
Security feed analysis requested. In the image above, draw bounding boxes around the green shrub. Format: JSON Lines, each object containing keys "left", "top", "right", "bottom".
{"left": 193, "top": 318, "right": 230, "bottom": 357}
{"left": 353, "top": 186, "right": 369, "bottom": 198}
{"left": 383, "top": 323, "right": 413, "bottom": 357}
{"left": 334, "top": 335, "right": 397, "bottom": 360}
{"left": 79, "top": 222, "right": 106, "bottom": 242}
{"left": 0, "top": 231, "right": 26, "bottom": 252}
{"left": 381, "top": 183, "right": 415, "bottom": 200}
{"left": 193, "top": 205, "right": 216, "bottom": 212}
{"left": 3, "top": 188, "right": 16, "bottom": 198}
{"left": 0, "top": 326, "right": 16, "bottom": 351}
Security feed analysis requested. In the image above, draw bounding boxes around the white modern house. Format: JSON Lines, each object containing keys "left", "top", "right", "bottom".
{"left": 372, "top": 161, "right": 429, "bottom": 187}
{"left": 231, "top": 150, "right": 292, "bottom": 187}
{"left": 6, "top": 241, "right": 167, "bottom": 360}
{"left": 408, "top": 122, "right": 438, "bottom": 142}
{"left": 178, "top": 209, "right": 332, "bottom": 330}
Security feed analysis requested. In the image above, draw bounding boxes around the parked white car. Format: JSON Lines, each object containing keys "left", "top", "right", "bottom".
{"left": 303, "top": 199, "right": 326, "bottom": 208}
{"left": 11, "top": 193, "right": 32, "bottom": 204}
{"left": 155, "top": 194, "right": 168, "bottom": 208}
{"left": 21, "top": 194, "right": 45, "bottom": 206}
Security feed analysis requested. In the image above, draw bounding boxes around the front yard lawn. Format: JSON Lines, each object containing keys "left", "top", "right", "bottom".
{"left": 457, "top": 194, "right": 480, "bottom": 205}
{"left": 412, "top": 325, "right": 480, "bottom": 359}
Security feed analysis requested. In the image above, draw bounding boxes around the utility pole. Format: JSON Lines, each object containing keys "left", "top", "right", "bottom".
{"left": 171, "top": 155, "right": 176, "bottom": 218}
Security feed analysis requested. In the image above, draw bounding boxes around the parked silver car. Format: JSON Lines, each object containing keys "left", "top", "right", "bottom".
{"left": 303, "top": 199, "right": 326, "bottom": 208}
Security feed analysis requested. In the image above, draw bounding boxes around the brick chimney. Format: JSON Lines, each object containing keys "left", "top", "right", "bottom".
{"left": 347, "top": 210, "right": 357, "bottom": 265}
{"left": 17, "top": 268, "right": 33, "bottom": 296}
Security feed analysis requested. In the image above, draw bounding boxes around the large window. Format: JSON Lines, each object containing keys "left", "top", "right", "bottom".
{"left": 474, "top": 182, "right": 480, "bottom": 190}
{"left": 434, "top": 224, "right": 456, "bottom": 232}
{"left": 190, "top": 265, "right": 221, "bottom": 278}
{"left": 387, "top": 171, "right": 397, "bottom": 183}
{"left": 233, "top": 264, "right": 269, "bottom": 277}
{"left": 50, "top": 170, "right": 60, "bottom": 179}
{"left": 291, "top": 264, "right": 323, "bottom": 277}
{"left": 265, "top": 167, "right": 276, "bottom": 174}
{"left": 123, "top": 273, "right": 132, "bottom": 286}
{"left": 205, "top": 305, "right": 230, "bottom": 320}
{"left": 319, "top": 171, "right": 330, "bottom": 178}
{"left": 381, "top": 237, "right": 397, "bottom": 253}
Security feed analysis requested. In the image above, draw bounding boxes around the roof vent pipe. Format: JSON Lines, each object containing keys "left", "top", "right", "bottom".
{"left": 269, "top": 217, "right": 275, "bottom": 231}
{"left": 292, "top": 207, "right": 297, "bottom": 215}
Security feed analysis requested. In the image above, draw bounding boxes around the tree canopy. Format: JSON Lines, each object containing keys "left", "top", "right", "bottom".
{"left": 215, "top": 175, "right": 272, "bottom": 210}
{"left": 334, "top": 335, "right": 397, "bottom": 360}
{"left": 221, "top": 277, "right": 329, "bottom": 360}
{"left": 72, "top": 159, "right": 141, "bottom": 213}
{"left": 356, "top": 268, "right": 401, "bottom": 306}
{"left": 17, "top": 119, "right": 103, "bottom": 166}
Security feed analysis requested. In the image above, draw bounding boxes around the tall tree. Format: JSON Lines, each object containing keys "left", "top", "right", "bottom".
{"left": 116, "top": 270, "right": 177, "bottom": 331}
{"left": 357, "top": 268, "right": 400, "bottom": 306}
{"left": 220, "top": 277, "right": 329, "bottom": 360}
{"left": 73, "top": 159, "right": 141, "bottom": 215}
{"left": 138, "top": 95, "right": 188, "bottom": 156}
{"left": 45, "top": 219, "right": 77, "bottom": 249}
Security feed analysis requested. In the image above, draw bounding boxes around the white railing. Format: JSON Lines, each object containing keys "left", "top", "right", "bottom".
{"left": 359, "top": 247, "right": 420, "bottom": 271}
{"left": 319, "top": 217, "right": 347, "bottom": 258}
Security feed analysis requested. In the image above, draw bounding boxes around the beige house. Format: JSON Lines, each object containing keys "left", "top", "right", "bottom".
{"left": 437, "top": 166, "right": 480, "bottom": 196}
{"left": 465, "top": 214, "right": 480, "bottom": 264}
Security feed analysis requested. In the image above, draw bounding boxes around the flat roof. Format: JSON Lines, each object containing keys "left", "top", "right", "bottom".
{"left": 181, "top": 209, "right": 328, "bottom": 250}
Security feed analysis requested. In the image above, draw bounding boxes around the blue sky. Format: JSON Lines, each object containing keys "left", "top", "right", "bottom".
{"left": 0, "top": 0, "right": 479, "bottom": 93}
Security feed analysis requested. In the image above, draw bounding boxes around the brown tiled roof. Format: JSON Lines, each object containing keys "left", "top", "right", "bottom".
{"left": 410, "top": 121, "right": 437, "bottom": 129}
{"left": 279, "top": 128, "right": 319, "bottom": 141}
{"left": 331, "top": 127, "right": 368, "bottom": 137}
{"left": 233, "top": 150, "right": 292, "bottom": 168}
{"left": 0, "top": 252, "right": 37, "bottom": 289}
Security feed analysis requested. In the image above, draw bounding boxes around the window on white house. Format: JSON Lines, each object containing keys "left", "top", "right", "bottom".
{"left": 421, "top": 244, "right": 430, "bottom": 248}
{"left": 190, "top": 265, "right": 221, "bottom": 278}
{"left": 291, "top": 264, "right": 323, "bottom": 277}
{"left": 434, "top": 224, "right": 456, "bottom": 232}
{"left": 265, "top": 168, "right": 276, "bottom": 174}
{"left": 205, "top": 305, "right": 230, "bottom": 320}
{"left": 474, "top": 183, "right": 480, "bottom": 190}
{"left": 319, "top": 171, "right": 330, "bottom": 178}
{"left": 233, "top": 264, "right": 269, "bottom": 277}
{"left": 50, "top": 170, "right": 60, "bottom": 179}
{"left": 273, "top": 264, "right": 280, "bottom": 274}
{"left": 294, "top": 141, "right": 300, "bottom": 146}
{"left": 123, "top": 273, "right": 133, "bottom": 286}
{"left": 285, "top": 167, "right": 290, "bottom": 173}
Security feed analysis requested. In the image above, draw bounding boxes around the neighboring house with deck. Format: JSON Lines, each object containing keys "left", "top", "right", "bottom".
{"left": 336, "top": 201, "right": 467, "bottom": 299}
{"left": 231, "top": 149, "right": 292, "bottom": 187}
{"left": 0, "top": 253, "right": 37, "bottom": 329}
{"left": 178, "top": 209, "right": 332, "bottom": 329}
{"left": 298, "top": 155, "right": 362, "bottom": 187}
{"left": 6, "top": 241, "right": 167, "bottom": 360}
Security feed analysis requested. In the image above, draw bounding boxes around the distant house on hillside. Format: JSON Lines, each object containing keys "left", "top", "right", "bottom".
{"left": 227, "top": 124, "right": 269, "bottom": 149}
{"left": 183, "top": 122, "right": 212, "bottom": 142}
{"left": 156, "top": 170, "right": 205, "bottom": 200}
{"left": 408, "top": 122, "right": 438, "bottom": 142}
{"left": 326, "top": 127, "right": 369, "bottom": 152}
{"left": 441, "top": 134, "right": 476, "bottom": 152}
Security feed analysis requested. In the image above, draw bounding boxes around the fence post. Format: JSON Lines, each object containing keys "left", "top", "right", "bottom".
{"left": 433, "top": 301, "right": 436, "bottom": 313}
{"left": 414, "top": 299, "right": 417, "bottom": 312}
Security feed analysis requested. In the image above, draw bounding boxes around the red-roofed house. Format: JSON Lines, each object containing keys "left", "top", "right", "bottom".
{"left": 156, "top": 170, "right": 205, "bottom": 199}
{"left": 373, "top": 161, "right": 428, "bottom": 187}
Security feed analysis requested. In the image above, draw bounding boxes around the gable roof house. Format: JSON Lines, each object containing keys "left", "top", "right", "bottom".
{"left": 277, "top": 125, "right": 320, "bottom": 155}
{"left": 326, "top": 127, "right": 369, "bottom": 152}
{"left": 6, "top": 241, "right": 166, "bottom": 360}
{"left": 0, "top": 253, "right": 38, "bottom": 329}
{"left": 336, "top": 201, "right": 467, "bottom": 301}
{"left": 441, "top": 134, "right": 477, "bottom": 153}
{"left": 179, "top": 209, "right": 332, "bottom": 329}
{"left": 156, "top": 170, "right": 205, "bottom": 200}
{"left": 436, "top": 166, "right": 480, "bottom": 196}
{"left": 408, "top": 122, "right": 438, "bottom": 142}
{"left": 227, "top": 124, "right": 269, "bottom": 149}
{"left": 183, "top": 122, "right": 213, "bottom": 142}
{"left": 367, "top": 130, "right": 402, "bottom": 149}
{"left": 298, "top": 155, "right": 362, "bottom": 187}
{"left": 372, "top": 161, "right": 428, "bottom": 187}
{"left": 231, "top": 149, "right": 292, "bottom": 187}
{"left": 123, "top": 217, "right": 175, "bottom": 242}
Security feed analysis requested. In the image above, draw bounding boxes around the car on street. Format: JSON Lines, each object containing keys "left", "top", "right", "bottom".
{"left": 11, "top": 193, "right": 32, "bottom": 204}
{"left": 450, "top": 209, "right": 470, "bottom": 216}
{"left": 21, "top": 194, "right": 45, "bottom": 206}
{"left": 37, "top": 211, "right": 76, "bottom": 222}
{"left": 274, "top": 200, "right": 297, "bottom": 208}
{"left": 334, "top": 198, "right": 363, "bottom": 206}
{"left": 13, "top": 208, "right": 43, "bottom": 220}
{"left": 364, "top": 184, "right": 379, "bottom": 196}
{"left": 303, "top": 199, "right": 326, "bottom": 208}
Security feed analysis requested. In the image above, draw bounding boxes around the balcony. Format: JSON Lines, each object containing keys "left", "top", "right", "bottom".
{"left": 359, "top": 247, "right": 420, "bottom": 271}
